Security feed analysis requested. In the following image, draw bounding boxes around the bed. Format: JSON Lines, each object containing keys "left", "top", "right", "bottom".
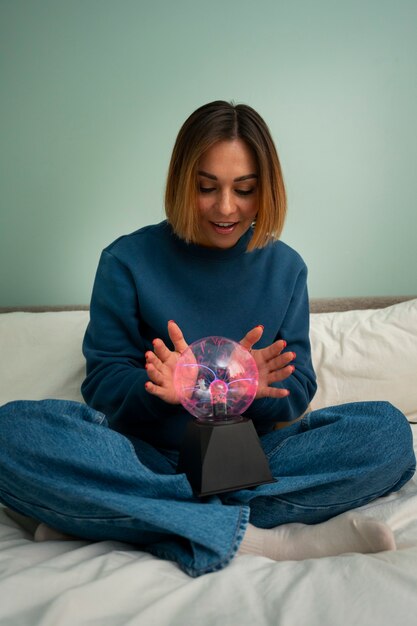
{"left": 1, "top": 296, "right": 417, "bottom": 626}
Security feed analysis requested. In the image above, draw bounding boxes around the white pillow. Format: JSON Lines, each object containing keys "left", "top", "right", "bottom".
{"left": 0, "top": 311, "right": 89, "bottom": 405}
{"left": 309, "top": 299, "right": 417, "bottom": 422}
{"left": 1, "top": 302, "right": 416, "bottom": 423}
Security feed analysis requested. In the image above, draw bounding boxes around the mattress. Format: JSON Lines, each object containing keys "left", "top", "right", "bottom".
{"left": 1, "top": 298, "right": 417, "bottom": 625}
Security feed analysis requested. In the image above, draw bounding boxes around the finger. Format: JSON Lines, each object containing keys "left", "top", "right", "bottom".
{"left": 145, "top": 380, "right": 166, "bottom": 399}
{"left": 240, "top": 325, "right": 264, "bottom": 351}
{"left": 152, "top": 338, "right": 173, "bottom": 363}
{"left": 265, "top": 351, "right": 296, "bottom": 372}
{"left": 145, "top": 362, "right": 166, "bottom": 386}
{"left": 258, "top": 339, "right": 288, "bottom": 362}
{"left": 267, "top": 364, "right": 295, "bottom": 385}
{"left": 145, "top": 350, "right": 168, "bottom": 372}
{"left": 168, "top": 320, "right": 188, "bottom": 354}
{"left": 145, "top": 350, "right": 160, "bottom": 366}
{"left": 256, "top": 386, "right": 291, "bottom": 399}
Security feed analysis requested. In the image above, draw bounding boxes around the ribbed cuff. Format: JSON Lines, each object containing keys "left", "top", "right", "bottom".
{"left": 237, "top": 523, "right": 265, "bottom": 556}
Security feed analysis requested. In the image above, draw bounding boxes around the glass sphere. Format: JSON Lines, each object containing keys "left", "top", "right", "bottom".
{"left": 173, "top": 336, "right": 258, "bottom": 422}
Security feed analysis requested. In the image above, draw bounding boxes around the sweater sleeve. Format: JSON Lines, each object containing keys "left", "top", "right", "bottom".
{"left": 243, "top": 263, "right": 317, "bottom": 429}
{"left": 81, "top": 250, "right": 178, "bottom": 432}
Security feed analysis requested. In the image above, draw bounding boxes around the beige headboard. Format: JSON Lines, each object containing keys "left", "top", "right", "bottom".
{"left": 0, "top": 296, "right": 415, "bottom": 315}
{"left": 309, "top": 295, "right": 415, "bottom": 313}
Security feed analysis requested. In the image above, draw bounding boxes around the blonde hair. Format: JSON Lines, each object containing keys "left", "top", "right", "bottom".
{"left": 165, "top": 101, "right": 286, "bottom": 251}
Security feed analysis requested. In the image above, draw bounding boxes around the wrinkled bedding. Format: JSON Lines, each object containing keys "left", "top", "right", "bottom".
{"left": 2, "top": 449, "right": 417, "bottom": 626}
{"left": 1, "top": 299, "right": 417, "bottom": 625}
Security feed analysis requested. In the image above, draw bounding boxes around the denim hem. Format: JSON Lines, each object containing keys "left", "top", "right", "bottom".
{"left": 154, "top": 505, "right": 251, "bottom": 578}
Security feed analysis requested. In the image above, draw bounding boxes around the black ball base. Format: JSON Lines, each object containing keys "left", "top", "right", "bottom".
{"left": 177, "top": 417, "right": 275, "bottom": 497}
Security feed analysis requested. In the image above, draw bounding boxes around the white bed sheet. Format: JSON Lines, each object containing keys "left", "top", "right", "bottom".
{"left": 1, "top": 426, "right": 417, "bottom": 626}
{"left": 1, "top": 302, "right": 417, "bottom": 625}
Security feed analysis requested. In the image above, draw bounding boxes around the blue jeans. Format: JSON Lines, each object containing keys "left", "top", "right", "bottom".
{"left": 0, "top": 400, "right": 415, "bottom": 577}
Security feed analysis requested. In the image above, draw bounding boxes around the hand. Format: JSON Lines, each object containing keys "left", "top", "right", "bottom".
{"left": 240, "top": 326, "right": 295, "bottom": 400}
{"left": 144, "top": 321, "right": 188, "bottom": 404}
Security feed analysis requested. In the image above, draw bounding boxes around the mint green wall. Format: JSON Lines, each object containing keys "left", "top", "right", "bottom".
{"left": 1, "top": 0, "right": 416, "bottom": 305}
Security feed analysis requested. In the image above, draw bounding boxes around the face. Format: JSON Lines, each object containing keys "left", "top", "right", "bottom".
{"left": 195, "top": 139, "right": 258, "bottom": 249}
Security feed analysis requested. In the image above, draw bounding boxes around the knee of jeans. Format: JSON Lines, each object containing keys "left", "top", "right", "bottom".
{"left": 0, "top": 399, "right": 107, "bottom": 426}
{"left": 0, "top": 400, "right": 28, "bottom": 435}
{"left": 366, "top": 401, "right": 411, "bottom": 440}
{"left": 362, "top": 401, "right": 415, "bottom": 467}
{"left": 0, "top": 400, "right": 108, "bottom": 463}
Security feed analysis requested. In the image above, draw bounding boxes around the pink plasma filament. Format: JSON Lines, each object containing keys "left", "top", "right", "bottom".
{"left": 173, "top": 336, "right": 259, "bottom": 422}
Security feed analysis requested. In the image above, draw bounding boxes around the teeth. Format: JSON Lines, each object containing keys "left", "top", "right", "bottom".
{"left": 215, "top": 223, "right": 234, "bottom": 227}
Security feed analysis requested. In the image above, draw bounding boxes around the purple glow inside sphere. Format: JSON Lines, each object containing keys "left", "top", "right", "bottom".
{"left": 173, "top": 336, "right": 258, "bottom": 422}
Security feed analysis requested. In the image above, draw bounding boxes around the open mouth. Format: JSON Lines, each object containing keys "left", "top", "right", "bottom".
{"left": 211, "top": 222, "right": 237, "bottom": 233}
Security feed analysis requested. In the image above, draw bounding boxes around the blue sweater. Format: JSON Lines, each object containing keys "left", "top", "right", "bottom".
{"left": 82, "top": 221, "right": 317, "bottom": 449}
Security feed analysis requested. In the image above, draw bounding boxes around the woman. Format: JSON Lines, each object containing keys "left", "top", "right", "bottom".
{"left": 0, "top": 101, "right": 415, "bottom": 577}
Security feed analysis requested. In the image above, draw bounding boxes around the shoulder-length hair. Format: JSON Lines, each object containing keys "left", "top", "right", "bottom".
{"left": 165, "top": 100, "right": 287, "bottom": 251}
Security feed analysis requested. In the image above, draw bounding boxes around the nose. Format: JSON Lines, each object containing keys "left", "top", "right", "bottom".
{"left": 218, "top": 189, "right": 235, "bottom": 216}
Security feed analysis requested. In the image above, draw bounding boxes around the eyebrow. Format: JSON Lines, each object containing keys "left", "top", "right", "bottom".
{"left": 197, "top": 170, "right": 258, "bottom": 182}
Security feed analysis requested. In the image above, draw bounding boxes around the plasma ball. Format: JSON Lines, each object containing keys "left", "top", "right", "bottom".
{"left": 173, "top": 336, "right": 259, "bottom": 422}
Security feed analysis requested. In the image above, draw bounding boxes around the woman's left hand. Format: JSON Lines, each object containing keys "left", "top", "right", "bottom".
{"left": 240, "top": 326, "right": 295, "bottom": 400}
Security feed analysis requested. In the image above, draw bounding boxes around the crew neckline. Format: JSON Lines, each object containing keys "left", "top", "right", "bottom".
{"left": 163, "top": 221, "right": 254, "bottom": 261}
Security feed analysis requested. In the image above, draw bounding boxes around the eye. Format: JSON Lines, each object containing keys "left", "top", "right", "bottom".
{"left": 199, "top": 186, "right": 216, "bottom": 194}
{"left": 235, "top": 188, "right": 255, "bottom": 196}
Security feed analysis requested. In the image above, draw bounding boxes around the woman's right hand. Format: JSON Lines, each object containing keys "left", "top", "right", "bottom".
{"left": 144, "top": 320, "right": 188, "bottom": 404}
